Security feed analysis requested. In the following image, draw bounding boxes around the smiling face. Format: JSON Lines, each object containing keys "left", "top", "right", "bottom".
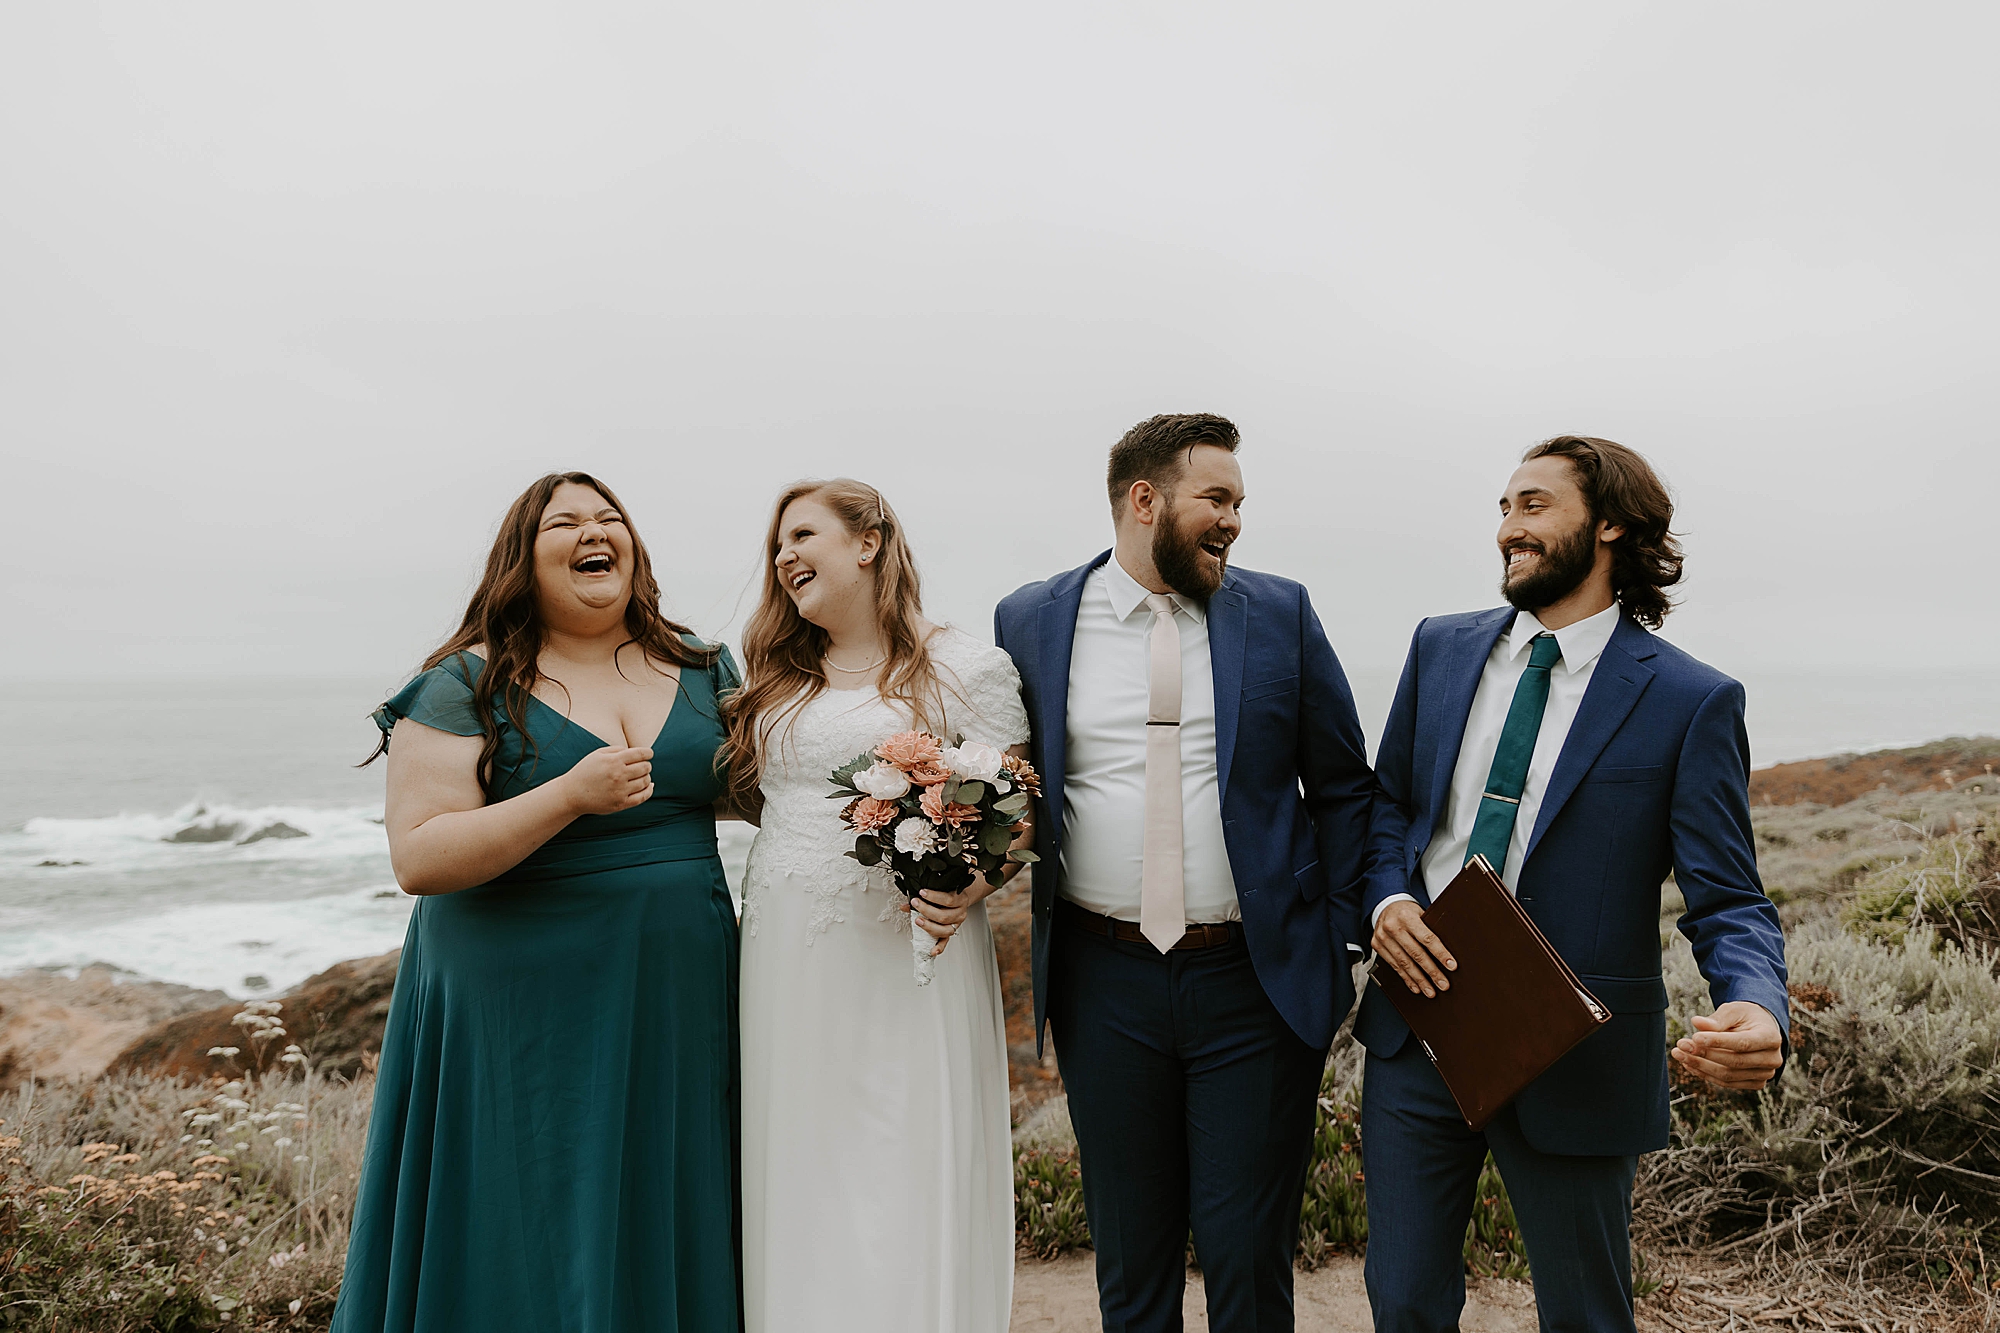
{"left": 772, "top": 494, "right": 881, "bottom": 630}
{"left": 533, "top": 481, "right": 635, "bottom": 623}
{"left": 1147, "top": 443, "right": 1244, "bottom": 599}
{"left": 1496, "top": 456, "right": 1619, "bottom": 613}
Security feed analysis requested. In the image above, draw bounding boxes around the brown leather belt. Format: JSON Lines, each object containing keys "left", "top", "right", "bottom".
{"left": 1057, "top": 899, "right": 1240, "bottom": 951}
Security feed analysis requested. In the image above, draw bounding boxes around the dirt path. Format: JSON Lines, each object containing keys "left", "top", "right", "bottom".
{"left": 1010, "top": 1254, "right": 1540, "bottom": 1331}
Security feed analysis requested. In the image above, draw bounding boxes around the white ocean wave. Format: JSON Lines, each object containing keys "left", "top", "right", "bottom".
{"left": 5, "top": 800, "right": 387, "bottom": 873}
{"left": 0, "top": 881, "right": 416, "bottom": 999}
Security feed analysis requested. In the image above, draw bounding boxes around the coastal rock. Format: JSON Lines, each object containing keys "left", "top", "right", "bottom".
{"left": 0, "top": 966, "right": 231, "bottom": 1091}
{"left": 108, "top": 950, "right": 401, "bottom": 1082}
{"left": 165, "top": 819, "right": 242, "bottom": 843}
{"left": 239, "top": 820, "right": 309, "bottom": 843}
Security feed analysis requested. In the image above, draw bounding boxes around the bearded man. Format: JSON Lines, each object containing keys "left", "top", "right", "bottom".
{"left": 995, "top": 413, "right": 1375, "bottom": 1332}
{"left": 1359, "top": 437, "right": 1789, "bottom": 1333}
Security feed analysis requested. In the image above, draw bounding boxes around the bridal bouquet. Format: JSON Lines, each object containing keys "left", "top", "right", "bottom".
{"left": 829, "top": 730, "right": 1041, "bottom": 985}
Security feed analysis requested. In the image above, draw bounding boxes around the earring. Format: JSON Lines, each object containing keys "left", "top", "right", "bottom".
{"left": 860, "top": 555, "right": 871, "bottom": 564}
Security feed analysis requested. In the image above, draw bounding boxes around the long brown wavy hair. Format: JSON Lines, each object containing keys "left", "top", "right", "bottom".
{"left": 366, "top": 471, "right": 717, "bottom": 797}
{"left": 721, "top": 478, "right": 945, "bottom": 814}
{"left": 1523, "top": 435, "right": 1685, "bottom": 629}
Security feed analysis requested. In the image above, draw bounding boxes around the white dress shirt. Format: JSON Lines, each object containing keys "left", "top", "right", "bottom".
{"left": 1373, "top": 602, "right": 1622, "bottom": 927}
{"left": 1060, "top": 555, "right": 1240, "bottom": 923}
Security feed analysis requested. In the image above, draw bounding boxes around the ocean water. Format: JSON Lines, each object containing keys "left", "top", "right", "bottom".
{"left": 2, "top": 668, "right": 1994, "bottom": 998}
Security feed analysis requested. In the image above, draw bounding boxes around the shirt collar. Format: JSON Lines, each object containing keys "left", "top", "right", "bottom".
{"left": 1507, "top": 602, "right": 1619, "bottom": 676}
{"left": 1102, "top": 552, "right": 1206, "bottom": 624}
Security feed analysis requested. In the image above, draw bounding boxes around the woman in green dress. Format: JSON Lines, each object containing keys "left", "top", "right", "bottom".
{"left": 332, "top": 472, "right": 741, "bottom": 1332}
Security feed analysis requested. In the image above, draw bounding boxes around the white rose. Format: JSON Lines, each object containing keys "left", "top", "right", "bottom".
{"left": 893, "top": 817, "right": 940, "bottom": 857}
{"left": 853, "top": 762, "right": 912, "bottom": 800}
{"left": 942, "top": 740, "right": 1004, "bottom": 784}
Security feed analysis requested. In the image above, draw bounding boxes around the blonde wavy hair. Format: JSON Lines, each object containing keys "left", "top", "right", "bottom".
{"left": 722, "top": 478, "right": 946, "bottom": 813}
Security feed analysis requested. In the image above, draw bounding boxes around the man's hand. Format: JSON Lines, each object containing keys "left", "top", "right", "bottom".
{"left": 1372, "top": 900, "right": 1456, "bottom": 999}
{"left": 1671, "top": 1001, "right": 1784, "bottom": 1091}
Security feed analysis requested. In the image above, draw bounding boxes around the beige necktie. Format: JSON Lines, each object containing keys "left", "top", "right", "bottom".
{"left": 1141, "top": 593, "right": 1185, "bottom": 953}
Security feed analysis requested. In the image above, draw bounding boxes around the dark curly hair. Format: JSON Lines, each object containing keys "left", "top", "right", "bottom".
{"left": 1522, "top": 435, "right": 1684, "bottom": 629}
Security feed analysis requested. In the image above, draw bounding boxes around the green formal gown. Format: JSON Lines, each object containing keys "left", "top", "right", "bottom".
{"left": 332, "top": 647, "right": 742, "bottom": 1333}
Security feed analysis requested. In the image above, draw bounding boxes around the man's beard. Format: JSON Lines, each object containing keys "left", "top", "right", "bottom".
{"left": 1152, "top": 496, "right": 1230, "bottom": 600}
{"left": 1500, "top": 516, "right": 1597, "bottom": 612}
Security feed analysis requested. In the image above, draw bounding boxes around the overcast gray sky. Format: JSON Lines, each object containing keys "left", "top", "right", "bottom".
{"left": 4, "top": 2, "right": 1995, "bottom": 686}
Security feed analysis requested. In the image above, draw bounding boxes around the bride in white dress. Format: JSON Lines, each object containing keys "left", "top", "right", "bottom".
{"left": 723, "top": 478, "right": 1029, "bottom": 1333}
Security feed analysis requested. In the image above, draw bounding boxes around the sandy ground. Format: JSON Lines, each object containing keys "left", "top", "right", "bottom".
{"left": 1010, "top": 1254, "right": 1540, "bottom": 1331}
{"left": 0, "top": 964, "right": 227, "bottom": 1086}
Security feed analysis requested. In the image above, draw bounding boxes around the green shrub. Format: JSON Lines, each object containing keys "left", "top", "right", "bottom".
{"left": 0, "top": 1063, "right": 365, "bottom": 1333}
{"left": 1843, "top": 817, "right": 2000, "bottom": 951}
{"left": 1642, "top": 917, "right": 2000, "bottom": 1272}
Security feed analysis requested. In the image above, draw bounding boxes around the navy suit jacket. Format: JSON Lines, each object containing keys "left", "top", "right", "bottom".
{"left": 1358, "top": 606, "right": 1790, "bottom": 1156}
{"left": 994, "top": 553, "right": 1374, "bottom": 1052}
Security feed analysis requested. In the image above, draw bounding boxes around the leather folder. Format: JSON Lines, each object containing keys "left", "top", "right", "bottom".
{"left": 1369, "top": 855, "right": 1611, "bottom": 1130}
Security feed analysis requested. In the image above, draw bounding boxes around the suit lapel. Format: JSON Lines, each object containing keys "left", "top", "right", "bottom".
{"left": 1522, "top": 615, "right": 1658, "bottom": 863}
{"left": 1425, "top": 610, "right": 1514, "bottom": 832}
{"left": 1208, "top": 579, "right": 1247, "bottom": 801}
{"left": 1033, "top": 552, "right": 1108, "bottom": 833}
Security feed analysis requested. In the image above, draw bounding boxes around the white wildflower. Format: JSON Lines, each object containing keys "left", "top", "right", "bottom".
{"left": 289, "top": 1299, "right": 303, "bottom": 1316}
{"left": 274, "top": 1138, "right": 293, "bottom": 1148}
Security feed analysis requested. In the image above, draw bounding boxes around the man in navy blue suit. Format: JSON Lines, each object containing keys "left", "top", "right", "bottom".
{"left": 994, "top": 413, "right": 1375, "bottom": 1332}
{"left": 1361, "top": 436, "right": 1790, "bottom": 1332}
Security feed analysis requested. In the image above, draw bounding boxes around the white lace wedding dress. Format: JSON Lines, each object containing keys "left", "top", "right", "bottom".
{"left": 739, "top": 627, "right": 1028, "bottom": 1333}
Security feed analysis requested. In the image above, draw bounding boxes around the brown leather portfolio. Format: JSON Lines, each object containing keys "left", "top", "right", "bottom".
{"left": 1369, "top": 855, "right": 1611, "bottom": 1130}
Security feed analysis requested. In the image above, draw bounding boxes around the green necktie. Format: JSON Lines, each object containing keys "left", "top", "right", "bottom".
{"left": 1465, "top": 632, "right": 1564, "bottom": 875}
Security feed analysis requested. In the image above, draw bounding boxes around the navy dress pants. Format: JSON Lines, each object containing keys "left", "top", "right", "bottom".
{"left": 1361, "top": 1041, "right": 1639, "bottom": 1333}
{"left": 1049, "top": 906, "right": 1326, "bottom": 1333}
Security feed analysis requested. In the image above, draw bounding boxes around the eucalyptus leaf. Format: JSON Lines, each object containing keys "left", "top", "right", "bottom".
{"left": 1008, "top": 849, "right": 1042, "bottom": 864}
{"left": 956, "top": 781, "right": 986, "bottom": 805}
{"left": 994, "top": 793, "right": 1029, "bottom": 815}
{"left": 980, "top": 824, "right": 1014, "bottom": 854}
{"left": 854, "top": 839, "right": 883, "bottom": 866}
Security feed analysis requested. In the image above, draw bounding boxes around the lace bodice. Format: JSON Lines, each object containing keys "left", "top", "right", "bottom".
{"left": 742, "top": 628, "right": 1031, "bottom": 943}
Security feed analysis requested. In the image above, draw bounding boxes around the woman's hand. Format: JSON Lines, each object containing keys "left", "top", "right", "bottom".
{"left": 563, "top": 745, "right": 654, "bottom": 815}
{"left": 904, "top": 880, "right": 996, "bottom": 957}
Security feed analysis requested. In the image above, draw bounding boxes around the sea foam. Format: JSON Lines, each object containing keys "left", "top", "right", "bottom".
{"left": 0, "top": 882, "right": 416, "bottom": 999}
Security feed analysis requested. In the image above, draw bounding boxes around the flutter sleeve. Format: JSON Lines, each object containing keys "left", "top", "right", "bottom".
{"left": 711, "top": 642, "right": 743, "bottom": 697}
{"left": 371, "top": 655, "right": 483, "bottom": 748}
{"left": 955, "top": 642, "right": 1031, "bottom": 749}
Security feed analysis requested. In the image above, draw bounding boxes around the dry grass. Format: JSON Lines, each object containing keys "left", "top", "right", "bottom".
{"left": 0, "top": 1043, "right": 367, "bottom": 1330}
